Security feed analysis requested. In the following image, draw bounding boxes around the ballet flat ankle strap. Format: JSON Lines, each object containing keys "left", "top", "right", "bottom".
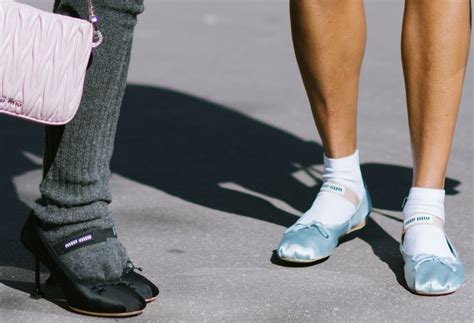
{"left": 320, "top": 181, "right": 360, "bottom": 208}
{"left": 53, "top": 227, "right": 117, "bottom": 256}
{"left": 402, "top": 214, "right": 445, "bottom": 235}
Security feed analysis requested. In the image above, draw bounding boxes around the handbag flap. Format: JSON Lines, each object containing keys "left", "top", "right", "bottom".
{"left": 0, "top": 1, "right": 93, "bottom": 125}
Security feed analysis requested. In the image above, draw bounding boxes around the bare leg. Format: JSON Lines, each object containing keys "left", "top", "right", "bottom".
{"left": 276, "top": 1, "right": 369, "bottom": 262}
{"left": 290, "top": 0, "right": 366, "bottom": 158}
{"left": 400, "top": 0, "right": 470, "bottom": 295}
{"left": 402, "top": 0, "right": 471, "bottom": 188}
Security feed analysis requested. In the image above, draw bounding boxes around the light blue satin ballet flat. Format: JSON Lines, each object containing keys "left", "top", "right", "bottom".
{"left": 277, "top": 182, "right": 372, "bottom": 263}
{"left": 400, "top": 214, "right": 464, "bottom": 295}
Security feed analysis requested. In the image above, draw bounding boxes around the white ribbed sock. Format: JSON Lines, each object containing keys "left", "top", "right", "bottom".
{"left": 402, "top": 187, "right": 454, "bottom": 260}
{"left": 298, "top": 150, "right": 365, "bottom": 226}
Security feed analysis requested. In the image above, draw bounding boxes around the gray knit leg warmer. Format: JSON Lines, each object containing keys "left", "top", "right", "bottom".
{"left": 32, "top": 0, "right": 144, "bottom": 281}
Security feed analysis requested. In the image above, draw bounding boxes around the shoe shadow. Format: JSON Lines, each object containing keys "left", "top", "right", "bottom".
{"left": 270, "top": 250, "right": 329, "bottom": 267}
{"left": 358, "top": 217, "right": 409, "bottom": 290}
{"left": 0, "top": 279, "right": 67, "bottom": 304}
{"left": 0, "top": 84, "right": 461, "bottom": 295}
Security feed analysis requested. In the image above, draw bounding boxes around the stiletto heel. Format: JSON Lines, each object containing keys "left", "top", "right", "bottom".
{"left": 21, "top": 213, "right": 146, "bottom": 317}
{"left": 32, "top": 257, "right": 43, "bottom": 298}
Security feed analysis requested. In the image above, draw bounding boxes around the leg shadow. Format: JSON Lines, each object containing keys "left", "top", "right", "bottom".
{"left": 0, "top": 116, "right": 45, "bottom": 293}
{"left": 113, "top": 84, "right": 462, "bottom": 288}
{"left": 1, "top": 84, "right": 462, "bottom": 295}
{"left": 357, "top": 217, "right": 408, "bottom": 290}
{"left": 113, "top": 84, "right": 324, "bottom": 221}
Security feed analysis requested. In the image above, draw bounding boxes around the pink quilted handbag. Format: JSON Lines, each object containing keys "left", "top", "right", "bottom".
{"left": 0, "top": 0, "right": 102, "bottom": 125}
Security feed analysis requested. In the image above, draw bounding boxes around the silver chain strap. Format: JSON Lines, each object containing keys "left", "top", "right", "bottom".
{"left": 87, "top": 0, "right": 103, "bottom": 48}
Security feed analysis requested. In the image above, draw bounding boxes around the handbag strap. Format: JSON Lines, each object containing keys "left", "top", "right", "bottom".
{"left": 87, "top": 0, "right": 103, "bottom": 48}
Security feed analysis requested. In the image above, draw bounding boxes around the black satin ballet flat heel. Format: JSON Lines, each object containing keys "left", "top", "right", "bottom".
{"left": 46, "top": 260, "right": 159, "bottom": 303}
{"left": 20, "top": 214, "right": 147, "bottom": 317}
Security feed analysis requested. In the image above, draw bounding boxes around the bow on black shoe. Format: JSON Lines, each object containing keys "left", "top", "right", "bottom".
{"left": 123, "top": 260, "right": 159, "bottom": 302}
{"left": 46, "top": 260, "right": 159, "bottom": 303}
{"left": 45, "top": 248, "right": 159, "bottom": 303}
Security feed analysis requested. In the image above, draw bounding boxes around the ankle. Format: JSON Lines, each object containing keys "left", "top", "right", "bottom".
{"left": 402, "top": 187, "right": 455, "bottom": 259}
{"left": 403, "top": 187, "right": 445, "bottom": 222}
{"left": 323, "top": 149, "right": 364, "bottom": 199}
{"left": 297, "top": 150, "right": 365, "bottom": 226}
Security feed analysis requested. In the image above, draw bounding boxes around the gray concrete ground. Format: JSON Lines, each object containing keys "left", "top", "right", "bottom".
{"left": 1, "top": 0, "right": 473, "bottom": 321}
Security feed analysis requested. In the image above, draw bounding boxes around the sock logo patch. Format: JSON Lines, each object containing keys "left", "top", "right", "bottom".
{"left": 321, "top": 182, "right": 346, "bottom": 196}
{"left": 64, "top": 234, "right": 93, "bottom": 250}
{"left": 404, "top": 215, "right": 433, "bottom": 230}
{"left": 54, "top": 227, "right": 117, "bottom": 255}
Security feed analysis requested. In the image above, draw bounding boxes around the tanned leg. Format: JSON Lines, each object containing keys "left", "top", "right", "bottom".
{"left": 290, "top": 0, "right": 366, "bottom": 158}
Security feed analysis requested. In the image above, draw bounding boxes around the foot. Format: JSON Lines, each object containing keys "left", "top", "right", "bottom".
{"left": 277, "top": 181, "right": 371, "bottom": 263}
{"left": 32, "top": 209, "right": 129, "bottom": 281}
{"left": 402, "top": 187, "right": 455, "bottom": 260}
{"left": 21, "top": 214, "right": 147, "bottom": 317}
{"left": 46, "top": 260, "right": 160, "bottom": 303}
{"left": 277, "top": 150, "right": 372, "bottom": 263}
{"left": 298, "top": 150, "right": 365, "bottom": 226}
{"left": 400, "top": 187, "right": 464, "bottom": 295}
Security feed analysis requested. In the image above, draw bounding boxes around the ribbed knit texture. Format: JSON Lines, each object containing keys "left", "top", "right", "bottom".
{"left": 32, "top": 0, "right": 144, "bottom": 281}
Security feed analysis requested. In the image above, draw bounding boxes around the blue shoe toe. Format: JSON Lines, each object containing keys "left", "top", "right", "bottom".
{"left": 277, "top": 225, "right": 341, "bottom": 262}
{"left": 278, "top": 237, "right": 319, "bottom": 261}
{"left": 400, "top": 239, "right": 464, "bottom": 295}
{"left": 276, "top": 187, "right": 372, "bottom": 263}
{"left": 411, "top": 263, "right": 462, "bottom": 294}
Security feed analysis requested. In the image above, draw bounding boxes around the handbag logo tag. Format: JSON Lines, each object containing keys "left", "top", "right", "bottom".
{"left": 0, "top": 96, "right": 23, "bottom": 109}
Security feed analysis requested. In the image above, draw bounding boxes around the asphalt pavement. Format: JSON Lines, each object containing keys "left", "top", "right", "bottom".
{"left": 1, "top": 0, "right": 472, "bottom": 321}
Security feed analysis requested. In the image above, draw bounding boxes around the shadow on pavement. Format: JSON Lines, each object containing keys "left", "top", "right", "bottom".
{"left": 0, "top": 84, "right": 461, "bottom": 295}
{"left": 0, "top": 116, "right": 43, "bottom": 294}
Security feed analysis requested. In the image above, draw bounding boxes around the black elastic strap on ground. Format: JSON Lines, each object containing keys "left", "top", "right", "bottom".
{"left": 53, "top": 227, "right": 117, "bottom": 256}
